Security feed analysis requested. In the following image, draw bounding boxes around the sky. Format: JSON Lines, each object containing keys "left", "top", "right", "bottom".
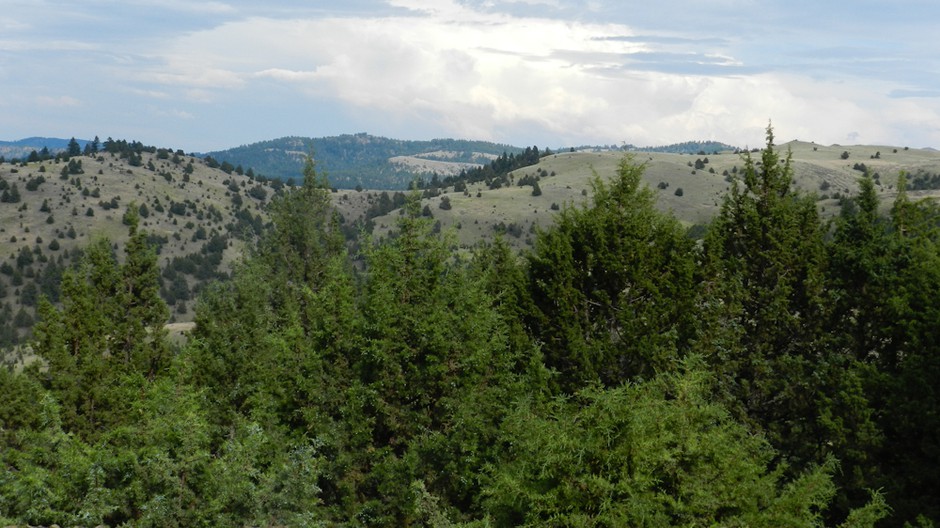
{"left": 2, "top": 0, "right": 939, "bottom": 152}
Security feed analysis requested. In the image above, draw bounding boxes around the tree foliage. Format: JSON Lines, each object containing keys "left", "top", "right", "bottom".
{"left": 1, "top": 133, "right": 937, "bottom": 526}
{"left": 481, "top": 359, "right": 886, "bottom": 527}
{"left": 526, "top": 156, "right": 696, "bottom": 391}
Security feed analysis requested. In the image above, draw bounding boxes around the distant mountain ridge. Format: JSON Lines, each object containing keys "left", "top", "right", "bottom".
{"left": 207, "top": 134, "right": 742, "bottom": 190}
{"left": 0, "top": 137, "right": 87, "bottom": 148}
{"left": 0, "top": 137, "right": 90, "bottom": 159}
{"left": 3, "top": 135, "right": 740, "bottom": 190}
{"left": 207, "top": 133, "right": 526, "bottom": 190}
{"left": 630, "top": 140, "right": 738, "bottom": 154}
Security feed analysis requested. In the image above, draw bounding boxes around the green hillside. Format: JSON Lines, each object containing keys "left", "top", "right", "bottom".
{"left": 5, "top": 136, "right": 939, "bottom": 352}
{"left": 206, "top": 133, "right": 525, "bottom": 189}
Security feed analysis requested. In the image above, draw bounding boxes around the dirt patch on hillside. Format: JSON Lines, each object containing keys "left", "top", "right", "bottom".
{"left": 389, "top": 156, "right": 481, "bottom": 176}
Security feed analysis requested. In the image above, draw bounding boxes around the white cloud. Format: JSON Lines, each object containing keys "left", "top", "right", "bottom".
{"left": 36, "top": 95, "right": 81, "bottom": 107}
{"left": 0, "top": 39, "right": 99, "bottom": 52}
{"left": 254, "top": 68, "right": 318, "bottom": 82}
{"left": 129, "top": 88, "right": 171, "bottom": 99}
{"left": 4, "top": 0, "right": 939, "bottom": 149}
{"left": 142, "top": 0, "right": 235, "bottom": 14}
{"left": 145, "top": 7, "right": 663, "bottom": 140}
{"left": 152, "top": 107, "right": 195, "bottom": 120}
{"left": 0, "top": 17, "right": 30, "bottom": 31}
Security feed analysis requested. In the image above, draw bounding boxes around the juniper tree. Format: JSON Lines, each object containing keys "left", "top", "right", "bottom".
{"left": 30, "top": 207, "right": 169, "bottom": 438}
{"left": 526, "top": 155, "right": 697, "bottom": 392}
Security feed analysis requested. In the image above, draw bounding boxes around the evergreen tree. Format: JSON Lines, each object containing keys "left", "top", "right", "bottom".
{"left": 191, "top": 155, "right": 354, "bottom": 426}
{"left": 868, "top": 175, "right": 940, "bottom": 524}
{"left": 481, "top": 359, "right": 887, "bottom": 527}
{"left": 29, "top": 215, "right": 169, "bottom": 438}
{"left": 326, "top": 192, "right": 535, "bottom": 523}
{"left": 8, "top": 183, "right": 20, "bottom": 203}
{"left": 67, "top": 137, "right": 81, "bottom": 157}
{"left": 700, "top": 127, "right": 887, "bottom": 525}
{"left": 526, "top": 155, "right": 697, "bottom": 392}
{"left": 115, "top": 204, "right": 170, "bottom": 375}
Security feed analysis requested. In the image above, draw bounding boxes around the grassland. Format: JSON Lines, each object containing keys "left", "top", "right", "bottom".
{"left": 4, "top": 137, "right": 940, "bottom": 353}
{"left": 370, "top": 141, "right": 940, "bottom": 249}
{"left": 0, "top": 149, "right": 276, "bottom": 351}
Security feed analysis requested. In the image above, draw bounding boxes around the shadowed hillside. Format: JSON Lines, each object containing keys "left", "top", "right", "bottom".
{"left": 206, "top": 133, "right": 524, "bottom": 189}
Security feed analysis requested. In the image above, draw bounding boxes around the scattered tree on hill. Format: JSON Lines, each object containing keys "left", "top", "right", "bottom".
{"left": 83, "top": 135, "right": 100, "bottom": 155}
{"left": 67, "top": 137, "right": 81, "bottom": 157}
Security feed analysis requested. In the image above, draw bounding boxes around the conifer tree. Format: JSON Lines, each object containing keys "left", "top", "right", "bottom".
{"left": 30, "top": 210, "right": 169, "bottom": 437}
{"left": 191, "top": 154, "right": 355, "bottom": 430}
{"left": 115, "top": 204, "right": 170, "bottom": 376}
{"left": 526, "top": 155, "right": 696, "bottom": 392}
{"left": 868, "top": 175, "right": 940, "bottom": 523}
{"left": 481, "top": 359, "right": 887, "bottom": 527}
{"left": 67, "top": 137, "right": 81, "bottom": 157}
{"left": 339, "top": 191, "right": 534, "bottom": 523}
{"left": 701, "top": 125, "right": 876, "bottom": 504}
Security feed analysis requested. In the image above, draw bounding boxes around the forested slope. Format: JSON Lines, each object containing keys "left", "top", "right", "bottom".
{"left": 2, "top": 128, "right": 938, "bottom": 526}
{"left": 206, "top": 134, "right": 524, "bottom": 189}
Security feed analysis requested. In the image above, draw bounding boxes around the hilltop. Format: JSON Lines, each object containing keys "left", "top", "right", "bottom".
{"left": 0, "top": 143, "right": 278, "bottom": 351}
{"left": 206, "top": 133, "right": 524, "bottom": 189}
{"left": 364, "top": 140, "right": 940, "bottom": 250}
{"left": 4, "top": 134, "right": 940, "bottom": 352}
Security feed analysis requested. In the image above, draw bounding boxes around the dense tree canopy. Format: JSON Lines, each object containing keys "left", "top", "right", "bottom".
{"left": 2, "top": 131, "right": 937, "bottom": 526}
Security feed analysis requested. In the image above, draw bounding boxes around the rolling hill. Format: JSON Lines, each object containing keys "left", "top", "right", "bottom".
{"left": 4, "top": 134, "right": 940, "bottom": 359}
{"left": 207, "top": 135, "right": 742, "bottom": 191}
{"left": 0, "top": 144, "right": 278, "bottom": 353}
{"left": 206, "top": 133, "right": 525, "bottom": 189}
{"left": 365, "top": 140, "right": 940, "bottom": 250}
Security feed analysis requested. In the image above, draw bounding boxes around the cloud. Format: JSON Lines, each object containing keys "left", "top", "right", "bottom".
{"left": 254, "top": 68, "right": 319, "bottom": 82}
{"left": 152, "top": 107, "right": 195, "bottom": 120}
{"left": 0, "top": 17, "right": 30, "bottom": 32}
{"left": 130, "top": 0, "right": 236, "bottom": 14}
{"left": 4, "top": 0, "right": 940, "bottom": 150}
{"left": 0, "top": 39, "right": 100, "bottom": 52}
{"left": 118, "top": 2, "right": 939, "bottom": 149}
{"left": 890, "top": 89, "right": 940, "bottom": 99}
{"left": 36, "top": 95, "right": 81, "bottom": 107}
{"left": 129, "top": 88, "right": 171, "bottom": 99}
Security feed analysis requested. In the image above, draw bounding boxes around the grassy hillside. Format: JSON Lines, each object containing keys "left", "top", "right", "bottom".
{"left": 368, "top": 140, "right": 940, "bottom": 250}
{"left": 5, "top": 136, "right": 939, "bottom": 354}
{"left": 0, "top": 148, "right": 277, "bottom": 352}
